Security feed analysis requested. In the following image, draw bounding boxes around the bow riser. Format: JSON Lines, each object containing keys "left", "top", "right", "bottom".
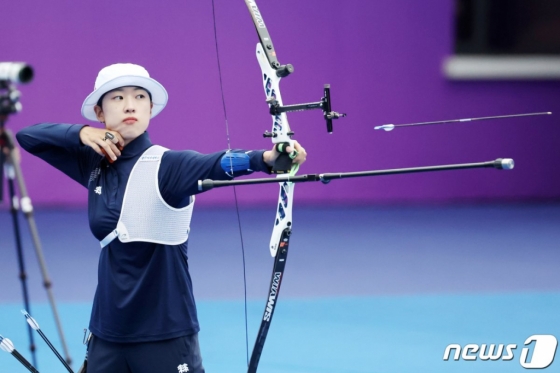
{"left": 256, "top": 43, "right": 295, "bottom": 258}
{"left": 256, "top": 44, "right": 292, "bottom": 143}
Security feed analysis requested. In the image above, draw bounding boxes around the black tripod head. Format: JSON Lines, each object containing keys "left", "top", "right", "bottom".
{"left": 0, "top": 81, "right": 24, "bottom": 118}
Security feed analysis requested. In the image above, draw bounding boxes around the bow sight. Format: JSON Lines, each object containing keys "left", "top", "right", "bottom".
{"left": 245, "top": 2, "right": 346, "bottom": 135}
{"left": 265, "top": 84, "right": 347, "bottom": 135}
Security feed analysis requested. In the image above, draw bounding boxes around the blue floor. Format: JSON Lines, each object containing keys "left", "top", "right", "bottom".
{"left": 1, "top": 204, "right": 559, "bottom": 372}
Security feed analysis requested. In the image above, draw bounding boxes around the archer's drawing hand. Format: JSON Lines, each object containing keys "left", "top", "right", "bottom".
{"left": 263, "top": 140, "right": 307, "bottom": 167}
{"left": 79, "top": 126, "right": 125, "bottom": 162}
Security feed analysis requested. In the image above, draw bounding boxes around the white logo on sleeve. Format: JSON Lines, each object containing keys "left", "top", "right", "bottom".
{"left": 177, "top": 363, "right": 189, "bottom": 373}
{"left": 88, "top": 167, "right": 101, "bottom": 185}
{"left": 94, "top": 186, "right": 102, "bottom": 195}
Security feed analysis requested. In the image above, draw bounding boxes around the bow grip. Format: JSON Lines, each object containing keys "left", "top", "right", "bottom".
{"left": 272, "top": 142, "right": 297, "bottom": 174}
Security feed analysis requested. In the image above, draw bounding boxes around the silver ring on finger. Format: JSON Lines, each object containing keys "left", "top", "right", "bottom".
{"left": 104, "top": 132, "right": 115, "bottom": 142}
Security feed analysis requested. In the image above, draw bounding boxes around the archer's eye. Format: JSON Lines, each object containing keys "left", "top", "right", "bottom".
{"left": 136, "top": 94, "right": 146, "bottom": 99}
{"left": 112, "top": 95, "right": 123, "bottom": 101}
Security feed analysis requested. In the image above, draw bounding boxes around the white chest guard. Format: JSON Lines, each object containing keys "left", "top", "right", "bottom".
{"left": 100, "top": 145, "right": 195, "bottom": 248}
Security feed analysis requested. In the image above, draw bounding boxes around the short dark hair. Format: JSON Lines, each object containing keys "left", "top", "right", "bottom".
{"left": 96, "top": 87, "right": 153, "bottom": 108}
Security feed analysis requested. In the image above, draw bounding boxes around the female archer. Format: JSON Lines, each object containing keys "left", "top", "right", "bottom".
{"left": 16, "top": 63, "right": 306, "bottom": 373}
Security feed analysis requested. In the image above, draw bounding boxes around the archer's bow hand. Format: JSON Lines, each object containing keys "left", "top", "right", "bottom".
{"left": 263, "top": 140, "right": 307, "bottom": 169}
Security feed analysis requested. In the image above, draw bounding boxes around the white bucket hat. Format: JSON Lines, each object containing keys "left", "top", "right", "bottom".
{"left": 81, "top": 63, "right": 168, "bottom": 121}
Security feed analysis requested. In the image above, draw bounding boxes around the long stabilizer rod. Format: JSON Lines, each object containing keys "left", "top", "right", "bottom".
{"left": 199, "top": 158, "right": 514, "bottom": 191}
{"left": 375, "top": 112, "right": 551, "bottom": 132}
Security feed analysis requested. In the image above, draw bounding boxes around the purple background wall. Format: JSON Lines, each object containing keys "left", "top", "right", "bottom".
{"left": 2, "top": 0, "right": 559, "bottom": 207}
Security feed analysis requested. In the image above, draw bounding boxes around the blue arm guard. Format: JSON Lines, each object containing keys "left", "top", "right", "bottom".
{"left": 220, "top": 151, "right": 251, "bottom": 176}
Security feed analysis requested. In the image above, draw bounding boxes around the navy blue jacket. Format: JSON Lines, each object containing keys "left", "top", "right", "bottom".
{"left": 16, "top": 123, "right": 270, "bottom": 343}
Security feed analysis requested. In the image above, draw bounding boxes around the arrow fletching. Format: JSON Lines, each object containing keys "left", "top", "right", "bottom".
{"left": 374, "top": 124, "right": 395, "bottom": 131}
{"left": 0, "top": 335, "right": 15, "bottom": 353}
{"left": 21, "top": 310, "right": 40, "bottom": 331}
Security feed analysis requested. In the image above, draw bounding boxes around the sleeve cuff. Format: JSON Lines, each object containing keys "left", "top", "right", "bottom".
{"left": 65, "top": 124, "right": 88, "bottom": 146}
{"left": 249, "top": 150, "right": 272, "bottom": 174}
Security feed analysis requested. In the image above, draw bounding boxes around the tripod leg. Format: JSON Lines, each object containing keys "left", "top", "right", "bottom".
{"left": 4, "top": 129, "right": 73, "bottom": 368}
{"left": 5, "top": 158, "right": 38, "bottom": 368}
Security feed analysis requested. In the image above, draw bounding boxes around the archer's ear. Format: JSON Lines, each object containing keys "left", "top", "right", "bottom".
{"left": 94, "top": 105, "right": 104, "bottom": 123}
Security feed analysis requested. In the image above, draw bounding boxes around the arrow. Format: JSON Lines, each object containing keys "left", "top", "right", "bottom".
{"left": 375, "top": 112, "right": 552, "bottom": 131}
{"left": 22, "top": 310, "right": 74, "bottom": 373}
{"left": 0, "top": 334, "right": 40, "bottom": 373}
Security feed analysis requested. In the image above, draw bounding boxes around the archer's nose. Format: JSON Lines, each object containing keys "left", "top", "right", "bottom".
{"left": 124, "top": 96, "right": 136, "bottom": 113}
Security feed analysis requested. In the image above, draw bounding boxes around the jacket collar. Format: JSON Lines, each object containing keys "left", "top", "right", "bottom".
{"left": 120, "top": 132, "right": 153, "bottom": 160}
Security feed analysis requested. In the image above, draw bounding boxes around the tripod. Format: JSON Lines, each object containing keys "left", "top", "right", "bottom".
{"left": 0, "top": 81, "right": 72, "bottom": 369}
